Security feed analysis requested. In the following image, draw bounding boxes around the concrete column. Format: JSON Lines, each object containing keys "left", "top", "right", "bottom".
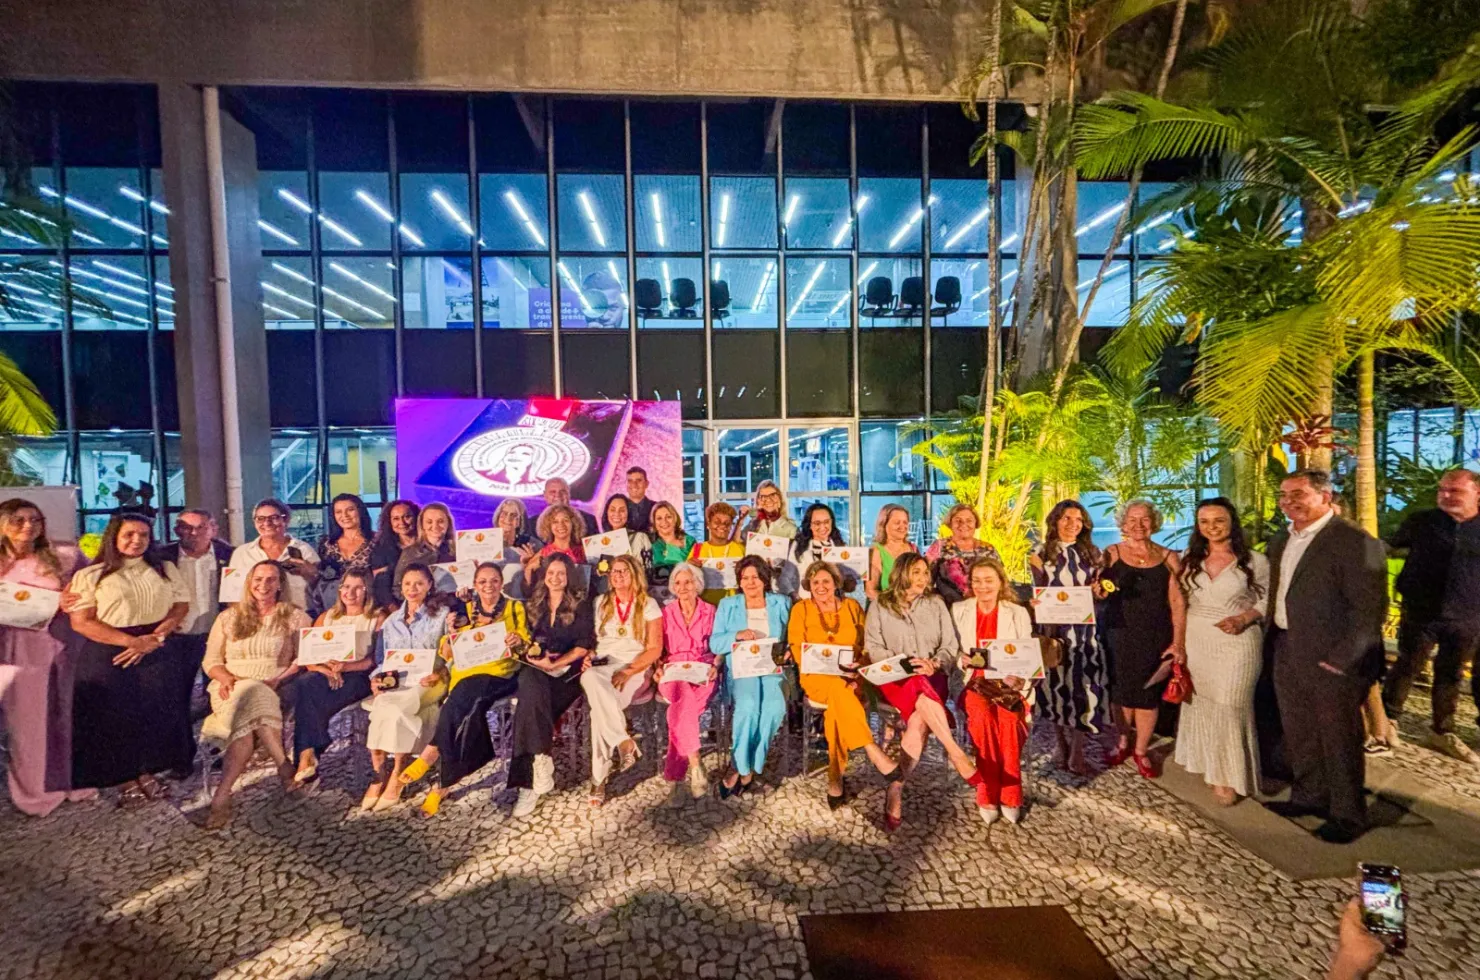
{"left": 159, "top": 82, "right": 273, "bottom": 543}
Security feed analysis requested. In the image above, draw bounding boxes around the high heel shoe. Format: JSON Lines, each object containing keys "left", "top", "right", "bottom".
{"left": 1108, "top": 743, "right": 1133, "bottom": 768}
{"left": 616, "top": 741, "right": 642, "bottom": 774}
{"left": 1132, "top": 753, "right": 1157, "bottom": 779}
{"left": 883, "top": 781, "right": 903, "bottom": 832}
{"left": 826, "top": 780, "right": 848, "bottom": 810}
{"left": 360, "top": 784, "right": 384, "bottom": 811}
{"left": 373, "top": 778, "right": 404, "bottom": 811}
{"left": 717, "top": 773, "right": 744, "bottom": 801}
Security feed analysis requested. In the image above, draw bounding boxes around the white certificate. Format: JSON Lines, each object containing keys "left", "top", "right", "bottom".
{"left": 296, "top": 626, "right": 365, "bottom": 666}
{"left": 661, "top": 660, "right": 712, "bottom": 686}
{"left": 432, "top": 561, "right": 475, "bottom": 593}
{"left": 378, "top": 648, "right": 437, "bottom": 680}
{"left": 821, "top": 546, "right": 869, "bottom": 578}
{"left": 746, "top": 532, "right": 793, "bottom": 563}
{"left": 0, "top": 581, "right": 62, "bottom": 630}
{"left": 449, "top": 623, "right": 511, "bottom": 672}
{"left": 800, "top": 642, "right": 854, "bottom": 676}
{"left": 582, "top": 528, "right": 631, "bottom": 560}
{"left": 455, "top": 528, "right": 505, "bottom": 564}
{"left": 980, "top": 637, "right": 1045, "bottom": 680}
{"left": 218, "top": 565, "right": 246, "bottom": 603}
{"left": 1033, "top": 586, "right": 1096, "bottom": 625}
{"left": 729, "top": 639, "right": 781, "bottom": 678}
{"left": 700, "top": 557, "right": 738, "bottom": 590}
{"left": 858, "top": 655, "right": 913, "bottom": 686}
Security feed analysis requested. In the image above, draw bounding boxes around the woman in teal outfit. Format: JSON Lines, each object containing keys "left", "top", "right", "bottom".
{"left": 710, "top": 555, "right": 792, "bottom": 798}
{"left": 648, "top": 501, "right": 697, "bottom": 594}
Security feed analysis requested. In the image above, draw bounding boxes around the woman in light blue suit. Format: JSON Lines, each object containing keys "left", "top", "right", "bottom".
{"left": 710, "top": 555, "right": 793, "bottom": 798}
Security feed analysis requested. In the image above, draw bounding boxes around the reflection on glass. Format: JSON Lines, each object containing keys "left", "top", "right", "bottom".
{"left": 709, "top": 176, "right": 777, "bottom": 250}
{"left": 555, "top": 255, "right": 629, "bottom": 329}
{"left": 856, "top": 257, "right": 924, "bottom": 327}
{"left": 481, "top": 256, "right": 552, "bottom": 330}
{"left": 782, "top": 177, "right": 850, "bottom": 250}
{"left": 154, "top": 256, "right": 175, "bottom": 330}
{"left": 634, "top": 175, "right": 700, "bottom": 252}
{"left": 9, "top": 435, "right": 70, "bottom": 487}
{"left": 784, "top": 258, "right": 851, "bottom": 329}
{"left": 710, "top": 256, "right": 776, "bottom": 330}
{"left": 1075, "top": 181, "right": 1132, "bottom": 256}
{"left": 261, "top": 256, "right": 317, "bottom": 330}
{"left": 860, "top": 421, "right": 927, "bottom": 492}
{"left": 716, "top": 428, "right": 780, "bottom": 497}
{"left": 77, "top": 430, "right": 158, "bottom": 512}
{"left": 257, "top": 171, "right": 312, "bottom": 250}
{"left": 635, "top": 256, "right": 704, "bottom": 326}
{"left": 556, "top": 174, "right": 625, "bottom": 252}
{"left": 858, "top": 177, "right": 928, "bottom": 254}
{"left": 58, "top": 167, "right": 148, "bottom": 249}
{"left": 317, "top": 172, "right": 392, "bottom": 251}
{"left": 400, "top": 173, "right": 474, "bottom": 252}
{"left": 787, "top": 427, "right": 850, "bottom": 492}
{"left": 930, "top": 178, "right": 991, "bottom": 254}
{"left": 478, "top": 173, "right": 549, "bottom": 252}
{"left": 1133, "top": 181, "right": 1191, "bottom": 255}
{"left": 69, "top": 255, "right": 158, "bottom": 330}
{"left": 322, "top": 257, "right": 394, "bottom": 329}
{"left": 1077, "top": 259, "right": 1131, "bottom": 326}
{"left": 0, "top": 254, "right": 62, "bottom": 330}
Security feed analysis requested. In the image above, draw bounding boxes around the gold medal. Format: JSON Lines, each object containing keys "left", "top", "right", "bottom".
{"left": 617, "top": 626, "right": 627, "bottom": 637}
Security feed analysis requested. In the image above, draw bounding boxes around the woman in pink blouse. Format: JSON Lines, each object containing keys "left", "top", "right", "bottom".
{"left": 0, "top": 498, "right": 94, "bottom": 816}
{"left": 655, "top": 561, "right": 717, "bottom": 802}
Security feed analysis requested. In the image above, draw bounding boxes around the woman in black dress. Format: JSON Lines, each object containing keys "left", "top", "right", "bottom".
{"left": 1098, "top": 500, "right": 1187, "bottom": 779}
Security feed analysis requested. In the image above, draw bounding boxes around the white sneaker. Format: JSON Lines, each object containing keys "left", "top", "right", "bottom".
{"left": 512, "top": 788, "right": 541, "bottom": 818}
{"left": 978, "top": 804, "right": 1001, "bottom": 825}
{"left": 1426, "top": 731, "right": 1480, "bottom": 766}
{"left": 1363, "top": 737, "right": 1394, "bottom": 757}
{"left": 687, "top": 764, "right": 708, "bottom": 799}
{"left": 1001, "top": 805, "right": 1022, "bottom": 824}
{"left": 532, "top": 753, "right": 555, "bottom": 795}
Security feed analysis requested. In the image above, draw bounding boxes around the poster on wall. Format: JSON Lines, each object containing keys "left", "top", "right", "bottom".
{"left": 396, "top": 398, "right": 682, "bottom": 532}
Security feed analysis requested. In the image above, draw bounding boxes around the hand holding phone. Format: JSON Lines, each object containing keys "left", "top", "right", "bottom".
{"left": 1358, "top": 863, "right": 1406, "bottom": 955}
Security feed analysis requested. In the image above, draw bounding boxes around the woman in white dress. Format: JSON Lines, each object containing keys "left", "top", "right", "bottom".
{"left": 1174, "top": 498, "right": 1270, "bottom": 805}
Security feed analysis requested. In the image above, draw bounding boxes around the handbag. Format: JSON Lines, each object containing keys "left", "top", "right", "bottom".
{"left": 1163, "top": 661, "right": 1194, "bottom": 704}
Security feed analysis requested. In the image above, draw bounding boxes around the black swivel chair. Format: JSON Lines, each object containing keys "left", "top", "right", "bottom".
{"left": 634, "top": 278, "right": 664, "bottom": 323}
{"left": 895, "top": 276, "right": 926, "bottom": 319}
{"left": 930, "top": 275, "right": 962, "bottom": 324}
{"left": 670, "top": 278, "right": 699, "bottom": 318}
{"left": 710, "top": 279, "right": 731, "bottom": 326}
{"left": 860, "top": 276, "right": 895, "bottom": 324}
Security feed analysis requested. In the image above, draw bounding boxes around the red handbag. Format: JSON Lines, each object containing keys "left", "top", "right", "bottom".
{"left": 1163, "top": 662, "right": 1194, "bottom": 704}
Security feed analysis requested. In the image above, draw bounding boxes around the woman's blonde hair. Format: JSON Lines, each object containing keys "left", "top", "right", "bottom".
{"left": 418, "top": 502, "right": 457, "bottom": 547}
{"left": 328, "top": 567, "right": 375, "bottom": 620}
{"left": 231, "top": 560, "right": 299, "bottom": 639}
{"left": 597, "top": 553, "right": 650, "bottom": 632}
{"left": 649, "top": 501, "right": 685, "bottom": 539}
{"left": 876, "top": 551, "right": 932, "bottom": 616}
{"left": 0, "top": 499, "right": 64, "bottom": 582}
{"left": 941, "top": 503, "right": 980, "bottom": 535}
{"left": 537, "top": 503, "right": 582, "bottom": 543}
{"left": 966, "top": 556, "right": 1020, "bottom": 605}
{"left": 493, "top": 497, "right": 527, "bottom": 531}
{"left": 873, "top": 503, "right": 913, "bottom": 546}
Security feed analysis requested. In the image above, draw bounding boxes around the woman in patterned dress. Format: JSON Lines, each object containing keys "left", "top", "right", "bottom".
{"left": 1029, "top": 499, "right": 1109, "bottom": 776}
{"left": 315, "top": 493, "right": 374, "bottom": 615}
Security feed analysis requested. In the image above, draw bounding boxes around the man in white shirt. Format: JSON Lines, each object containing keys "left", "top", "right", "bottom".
{"left": 228, "top": 498, "right": 320, "bottom": 611}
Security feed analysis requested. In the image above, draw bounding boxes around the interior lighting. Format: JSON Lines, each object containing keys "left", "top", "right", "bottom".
{"left": 888, "top": 195, "right": 938, "bottom": 249}
{"left": 430, "top": 189, "right": 475, "bottom": 238}
{"left": 783, "top": 194, "right": 801, "bottom": 228}
{"left": 261, "top": 281, "right": 316, "bottom": 311}
{"left": 318, "top": 214, "right": 363, "bottom": 247}
{"left": 118, "top": 186, "right": 170, "bottom": 215}
{"left": 943, "top": 203, "right": 991, "bottom": 249}
{"left": 716, "top": 193, "right": 731, "bottom": 247}
{"left": 503, "top": 190, "right": 545, "bottom": 247}
{"left": 354, "top": 189, "right": 425, "bottom": 246}
{"left": 557, "top": 260, "right": 596, "bottom": 314}
{"left": 258, "top": 220, "right": 300, "bottom": 246}
{"left": 1074, "top": 202, "right": 1125, "bottom": 239}
{"left": 711, "top": 261, "right": 722, "bottom": 281}
{"left": 856, "top": 260, "right": 879, "bottom": 285}
{"left": 606, "top": 259, "right": 629, "bottom": 305}
{"left": 38, "top": 184, "right": 148, "bottom": 238}
{"left": 321, "top": 285, "right": 379, "bottom": 317}
{"left": 751, "top": 260, "right": 776, "bottom": 311}
{"left": 93, "top": 259, "right": 175, "bottom": 293}
{"left": 577, "top": 190, "right": 606, "bottom": 247}
{"left": 329, "top": 261, "right": 397, "bottom": 303}
{"left": 650, "top": 193, "right": 666, "bottom": 248}
{"left": 830, "top": 194, "right": 871, "bottom": 248}
{"left": 271, "top": 261, "right": 316, "bottom": 287}
{"left": 277, "top": 188, "right": 313, "bottom": 214}
{"left": 263, "top": 302, "right": 298, "bottom": 319}
{"left": 788, "top": 261, "right": 828, "bottom": 317}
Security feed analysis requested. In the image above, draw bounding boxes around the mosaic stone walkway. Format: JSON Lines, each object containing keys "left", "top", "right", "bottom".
{"left": 1, "top": 690, "right": 1476, "bottom": 980}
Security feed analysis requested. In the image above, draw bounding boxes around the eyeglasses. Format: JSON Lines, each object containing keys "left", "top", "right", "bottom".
{"left": 174, "top": 523, "right": 209, "bottom": 534}
{"left": 4, "top": 516, "right": 44, "bottom": 528}
{"left": 253, "top": 514, "right": 288, "bottom": 526}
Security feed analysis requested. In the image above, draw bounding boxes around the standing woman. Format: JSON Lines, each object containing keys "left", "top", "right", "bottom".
{"left": 789, "top": 560, "right": 902, "bottom": 811}
{"left": 525, "top": 504, "right": 586, "bottom": 587}
{"left": 951, "top": 557, "right": 1035, "bottom": 825}
{"left": 925, "top": 504, "right": 1001, "bottom": 606}
{"left": 403, "top": 562, "right": 529, "bottom": 817}
{"left": 710, "top": 556, "right": 792, "bottom": 798}
{"left": 736, "top": 480, "right": 798, "bottom": 541}
{"left": 509, "top": 554, "right": 596, "bottom": 818}
{"left": 1030, "top": 499, "right": 1109, "bottom": 776}
{"left": 286, "top": 568, "right": 383, "bottom": 785}
{"left": 1174, "top": 498, "right": 1269, "bottom": 805}
{"left": 493, "top": 498, "right": 541, "bottom": 600}
{"left": 229, "top": 498, "right": 320, "bottom": 611}
{"left": 199, "top": 561, "right": 311, "bottom": 829}
{"left": 648, "top": 502, "right": 697, "bottom": 595}
{"left": 68, "top": 513, "right": 192, "bottom": 805}
{"left": 863, "top": 552, "right": 979, "bottom": 829}
{"left": 315, "top": 493, "right": 374, "bottom": 614}
{"left": 0, "top": 499, "right": 91, "bottom": 816}
{"left": 784, "top": 502, "right": 848, "bottom": 599}
{"left": 1099, "top": 500, "right": 1188, "bottom": 778}
{"left": 599, "top": 494, "right": 653, "bottom": 563}
{"left": 582, "top": 554, "right": 663, "bottom": 806}
{"left": 688, "top": 502, "right": 745, "bottom": 607}
{"left": 867, "top": 504, "right": 918, "bottom": 601}
{"left": 363, "top": 563, "right": 448, "bottom": 810}
{"left": 655, "top": 562, "right": 716, "bottom": 800}
{"left": 371, "top": 499, "right": 420, "bottom": 608}
{"left": 392, "top": 503, "right": 456, "bottom": 601}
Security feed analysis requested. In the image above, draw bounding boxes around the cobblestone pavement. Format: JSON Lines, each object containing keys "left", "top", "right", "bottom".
{"left": 1, "top": 690, "right": 1477, "bottom": 980}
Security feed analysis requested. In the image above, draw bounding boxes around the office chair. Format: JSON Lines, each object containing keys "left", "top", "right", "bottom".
{"left": 895, "top": 276, "right": 925, "bottom": 319}
{"left": 670, "top": 278, "right": 699, "bottom": 318}
{"left": 710, "top": 279, "right": 731, "bottom": 326}
{"left": 930, "top": 276, "right": 962, "bottom": 324}
{"left": 861, "top": 276, "right": 895, "bottom": 324}
{"left": 634, "top": 278, "right": 664, "bottom": 323}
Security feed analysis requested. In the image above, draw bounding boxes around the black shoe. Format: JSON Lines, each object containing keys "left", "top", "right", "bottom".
{"left": 827, "top": 781, "right": 849, "bottom": 810}
{"left": 1266, "top": 801, "right": 1326, "bottom": 820}
{"left": 1313, "top": 820, "right": 1365, "bottom": 845}
{"left": 717, "top": 775, "right": 743, "bottom": 801}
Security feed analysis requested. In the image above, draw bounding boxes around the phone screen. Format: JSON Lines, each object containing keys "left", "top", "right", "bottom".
{"left": 1359, "top": 864, "right": 1406, "bottom": 952}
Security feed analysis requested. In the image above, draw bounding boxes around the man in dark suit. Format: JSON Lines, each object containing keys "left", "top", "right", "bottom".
{"left": 155, "top": 509, "right": 234, "bottom": 731}
{"left": 1263, "top": 470, "right": 1388, "bottom": 844}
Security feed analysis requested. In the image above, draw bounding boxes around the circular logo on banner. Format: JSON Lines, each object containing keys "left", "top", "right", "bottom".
{"left": 451, "top": 427, "right": 591, "bottom": 497}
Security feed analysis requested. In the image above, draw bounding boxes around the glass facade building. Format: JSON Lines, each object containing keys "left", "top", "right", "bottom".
{"left": 2, "top": 83, "right": 1474, "bottom": 544}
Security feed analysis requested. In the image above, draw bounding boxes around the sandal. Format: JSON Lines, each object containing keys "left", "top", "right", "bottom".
{"left": 420, "top": 787, "right": 443, "bottom": 818}
{"left": 400, "top": 758, "right": 430, "bottom": 784}
{"left": 117, "top": 783, "right": 149, "bottom": 811}
{"left": 137, "top": 773, "right": 168, "bottom": 800}
{"left": 203, "top": 800, "right": 232, "bottom": 831}
{"left": 884, "top": 780, "right": 904, "bottom": 832}
{"left": 616, "top": 741, "right": 641, "bottom": 774}
{"left": 589, "top": 783, "right": 607, "bottom": 808}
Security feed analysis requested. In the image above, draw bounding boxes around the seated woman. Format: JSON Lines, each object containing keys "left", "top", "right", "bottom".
{"left": 524, "top": 504, "right": 586, "bottom": 588}
{"left": 199, "top": 560, "right": 310, "bottom": 829}
{"left": 710, "top": 556, "right": 792, "bottom": 799}
{"left": 949, "top": 557, "right": 1035, "bottom": 825}
{"left": 582, "top": 554, "right": 663, "bottom": 806}
{"left": 655, "top": 561, "right": 716, "bottom": 801}
{"left": 509, "top": 554, "right": 596, "bottom": 818}
{"left": 863, "top": 552, "right": 980, "bottom": 830}
{"left": 403, "top": 562, "right": 529, "bottom": 817}
{"left": 363, "top": 563, "right": 448, "bottom": 811}
{"left": 688, "top": 502, "right": 745, "bottom": 607}
{"left": 286, "top": 568, "right": 382, "bottom": 785}
{"left": 789, "top": 560, "right": 902, "bottom": 814}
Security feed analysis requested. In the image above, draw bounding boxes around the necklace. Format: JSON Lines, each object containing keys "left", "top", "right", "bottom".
{"left": 815, "top": 600, "right": 841, "bottom": 642}
{"left": 614, "top": 594, "right": 634, "bottom": 637}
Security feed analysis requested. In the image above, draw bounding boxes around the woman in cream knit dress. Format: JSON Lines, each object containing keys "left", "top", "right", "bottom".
{"left": 201, "top": 560, "right": 309, "bottom": 829}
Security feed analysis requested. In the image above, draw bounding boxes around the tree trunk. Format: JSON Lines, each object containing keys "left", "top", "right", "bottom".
{"left": 975, "top": 0, "right": 1004, "bottom": 518}
{"left": 1302, "top": 198, "right": 1340, "bottom": 472}
{"left": 1356, "top": 349, "right": 1378, "bottom": 535}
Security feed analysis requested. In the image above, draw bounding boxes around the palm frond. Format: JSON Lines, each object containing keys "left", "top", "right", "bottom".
{"left": 0, "top": 349, "right": 56, "bottom": 436}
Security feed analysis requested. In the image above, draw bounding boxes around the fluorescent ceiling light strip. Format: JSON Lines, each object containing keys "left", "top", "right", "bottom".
{"left": 751, "top": 260, "right": 775, "bottom": 311}
{"left": 888, "top": 195, "right": 938, "bottom": 249}
{"left": 92, "top": 259, "right": 173, "bottom": 293}
{"left": 856, "top": 260, "right": 879, "bottom": 286}
{"left": 118, "top": 185, "right": 170, "bottom": 215}
{"left": 441, "top": 260, "right": 471, "bottom": 286}
{"left": 328, "top": 261, "right": 397, "bottom": 303}
{"left": 503, "top": 190, "right": 545, "bottom": 247}
{"left": 320, "top": 284, "right": 380, "bottom": 317}
{"left": 261, "top": 281, "right": 317, "bottom": 311}
{"left": 830, "top": 194, "right": 871, "bottom": 248}
{"left": 716, "top": 193, "right": 730, "bottom": 247}
{"left": 354, "top": 189, "right": 424, "bottom": 246}
{"left": 271, "top": 261, "right": 316, "bottom": 287}
{"left": 783, "top": 194, "right": 801, "bottom": 227}
{"left": 577, "top": 190, "right": 606, "bottom": 247}
{"left": 277, "top": 188, "right": 313, "bottom": 214}
{"left": 943, "top": 203, "right": 991, "bottom": 249}
{"left": 0, "top": 228, "right": 39, "bottom": 245}
{"left": 1133, "top": 210, "right": 1177, "bottom": 236}
{"left": 557, "top": 261, "right": 595, "bottom": 314}
{"left": 651, "top": 193, "right": 666, "bottom": 248}
{"left": 4, "top": 281, "right": 44, "bottom": 296}
{"left": 68, "top": 278, "right": 150, "bottom": 309}
{"left": 661, "top": 261, "right": 673, "bottom": 289}
{"left": 318, "top": 214, "right": 363, "bottom": 247}
{"left": 788, "top": 261, "right": 828, "bottom": 318}
{"left": 258, "top": 220, "right": 299, "bottom": 246}
{"left": 1073, "top": 202, "right": 1125, "bottom": 239}
{"left": 430, "top": 190, "right": 475, "bottom": 237}
{"left": 711, "top": 261, "right": 722, "bottom": 281}
{"left": 263, "top": 303, "right": 298, "bottom": 319}
{"left": 827, "top": 290, "right": 853, "bottom": 317}
{"left": 735, "top": 428, "right": 778, "bottom": 450}
{"left": 607, "top": 260, "right": 629, "bottom": 305}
